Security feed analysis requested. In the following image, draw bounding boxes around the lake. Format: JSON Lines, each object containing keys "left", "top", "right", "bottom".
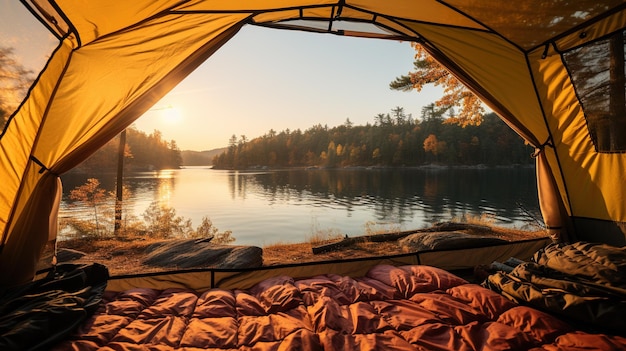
{"left": 59, "top": 166, "right": 542, "bottom": 246}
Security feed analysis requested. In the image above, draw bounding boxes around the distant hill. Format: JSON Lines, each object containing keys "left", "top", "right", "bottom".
{"left": 181, "top": 147, "right": 226, "bottom": 166}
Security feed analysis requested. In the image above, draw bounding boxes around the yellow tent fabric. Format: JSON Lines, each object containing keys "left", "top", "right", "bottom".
{"left": 1, "top": 1, "right": 626, "bottom": 285}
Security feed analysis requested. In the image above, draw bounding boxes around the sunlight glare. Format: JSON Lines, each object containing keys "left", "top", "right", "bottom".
{"left": 161, "top": 106, "right": 182, "bottom": 124}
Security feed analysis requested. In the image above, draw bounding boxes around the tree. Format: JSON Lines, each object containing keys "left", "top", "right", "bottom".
{"left": 229, "top": 134, "right": 238, "bottom": 147}
{"left": 423, "top": 134, "right": 438, "bottom": 154}
{"left": 565, "top": 30, "right": 626, "bottom": 151}
{"left": 391, "top": 106, "right": 406, "bottom": 125}
{"left": 0, "top": 46, "right": 34, "bottom": 128}
{"left": 71, "top": 126, "right": 181, "bottom": 173}
{"left": 344, "top": 118, "right": 353, "bottom": 128}
{"left": 142, "top": 201, "right": 193, "bottom": 239}
{"left": 372, "top": 148, "right": 381, "bottom": 163}
{"left": 390, "top": 43, "right": 484, "bottom": 126}
{"left": 194, "top": 216, "right": 235, "bottom": 243}
{"left": 168, "top": 140, "right": 183, "bottom": 167}
{"left": 421, "top": 103, "right": 445, "bottom": 123}
{"left": 326, "top": 141, "right": 338, "bottom": 167}
{"left": 69, "top": 178, "right": 109, "bottom": 236}
{"left": 374, "top": 113, "right": 387, "bottom": 126}
{"left": 423, "top": 134, "right": 446, "bottom": 162}
{"left": 210, "top": 111, "right": 532, "bottom": 169}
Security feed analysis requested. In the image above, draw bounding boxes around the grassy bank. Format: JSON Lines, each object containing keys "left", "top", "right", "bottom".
{"left": 58, "top": 222, "right": 546, "bottom": 276}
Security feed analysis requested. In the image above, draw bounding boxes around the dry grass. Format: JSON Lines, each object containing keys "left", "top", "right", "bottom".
{"left": 58, "top": 224, "right": 547, "bottom": 276}
{"left": 261, "top": 240, "right": 403, "bottom": 266}
{"left": 59, "top": 236, "right": 167, "bottom": 275}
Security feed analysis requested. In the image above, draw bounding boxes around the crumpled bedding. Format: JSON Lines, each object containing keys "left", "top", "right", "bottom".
{"left": 483, "top": 242, "right": 626, "bottom": 337}
{"left": 52, "top": 264, "right": 626, "bottom": 351}
{"left": 0, "top": 263, "right": 108, "bottom": 351}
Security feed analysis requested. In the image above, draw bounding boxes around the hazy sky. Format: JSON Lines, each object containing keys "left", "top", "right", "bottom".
{"left": 2, "top": 3, "right": 442, "bottom": 151}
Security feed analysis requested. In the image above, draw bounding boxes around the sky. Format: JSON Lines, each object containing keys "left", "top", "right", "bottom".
{"left": 2, "top": 2, "right": 442, "bottom": 151}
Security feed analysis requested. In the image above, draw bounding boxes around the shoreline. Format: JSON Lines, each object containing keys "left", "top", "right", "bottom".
{"left": 201, "top": 163, "right": 536, "bottom": 172}
{"left": 57, "top": 222, "right": 547, "bottom": 276}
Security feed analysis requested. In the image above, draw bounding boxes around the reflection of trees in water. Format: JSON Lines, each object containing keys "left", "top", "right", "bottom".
{"left": 228, "top": 172, "right": 236, "bottom": 200}
{"left": 234, "top": 168, "right": 540, "bottom": 224}
{"left": 61, "top": 168, "right": 540, "bottom": 228}
{"left": 61, "top": 171, "right": 178, "bottom": 212}
{"left": 227, "top": 171, "right": 252, "bottom": 200}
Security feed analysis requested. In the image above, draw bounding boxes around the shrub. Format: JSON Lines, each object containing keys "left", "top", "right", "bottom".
{"left": 193, "top": 216, "right": 235, "bottom": 244}
{"left": 142, "top": 201, "right": 193, "bottom": 239}
{"left": 63, "top": 181, "right": 235, "bottom": 243}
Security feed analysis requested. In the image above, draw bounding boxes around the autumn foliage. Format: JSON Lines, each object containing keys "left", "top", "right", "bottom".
{"left": 212, "top": 112, "right": 533, "bottom": 169}
{"left": 389, "top": 43, "right": 485, "bottom": 127}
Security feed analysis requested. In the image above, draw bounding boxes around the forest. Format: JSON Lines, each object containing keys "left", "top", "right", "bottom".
{"left": 72, "top": 127, "right": 183, "bottom": 173}
{"left": 212, "top": 107, "right": 535, "bottom": 169}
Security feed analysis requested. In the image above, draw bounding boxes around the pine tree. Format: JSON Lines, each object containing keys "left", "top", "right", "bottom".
{"left": 390, "top": 43, "right": 484, "bottom": 126}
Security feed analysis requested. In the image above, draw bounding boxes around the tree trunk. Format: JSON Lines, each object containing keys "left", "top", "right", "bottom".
{"left": 609, "top": 31, "right": 626, "bottom": 151}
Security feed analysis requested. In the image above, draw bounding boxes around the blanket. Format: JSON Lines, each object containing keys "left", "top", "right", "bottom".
{"left": 0, "top": 264, "right": 109, "bottom": 351}
{"left": 484, "top": 242, "right": 626, "bottom": 337}
{"left": 52, "top": 264, "right": 626, "bottom": 350}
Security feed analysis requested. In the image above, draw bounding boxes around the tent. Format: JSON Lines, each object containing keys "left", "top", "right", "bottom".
{"left": 1, "top": 1, "right": 626, "bottom": 286}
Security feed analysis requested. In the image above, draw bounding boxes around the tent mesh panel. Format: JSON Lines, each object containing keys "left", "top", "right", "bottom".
{"left": 564, "top": 29, "right": 626, "bottom": 153}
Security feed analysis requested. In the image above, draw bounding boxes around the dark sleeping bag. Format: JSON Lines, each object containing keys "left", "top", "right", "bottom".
{"left": 483, "top": 242, "right": 626, "bottom": 336}
{"left": 0, "top": 263, "right": 108, "bottom": 351}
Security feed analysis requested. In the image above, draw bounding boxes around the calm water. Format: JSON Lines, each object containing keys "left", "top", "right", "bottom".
{"left": 59, "top": 167, "right": 541, "bottom": 246}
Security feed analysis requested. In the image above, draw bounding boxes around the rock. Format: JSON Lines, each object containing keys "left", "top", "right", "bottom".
{"left": 221, "top": 246, "right": 263, "bottom": 268}
{"left": 56, "top": 248, "right": 86, "bottom": 262}
{"left": 143, "top": 239, "right": 262, "bottom": 269}
{"left": 398, "top": 231, "right": 507, "bottom": 252}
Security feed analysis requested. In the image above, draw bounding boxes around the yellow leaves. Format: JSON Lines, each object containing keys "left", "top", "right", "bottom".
{"left": 372, "top": 148, "right": 380, "bottom": 160}
{"left": 69, "top": 178, "right": 107, "bottom": 205}
{"left": 423, "top": 134, "right": 447, "bottom": 156}
{"left": 423, "top": 134, "right": 439, "bottom": 155}
{"left": 403, "top": 43, "right": 485, "bottom": 127}
{"left": 336, "top": 143, "right": 344, "bottom": 157}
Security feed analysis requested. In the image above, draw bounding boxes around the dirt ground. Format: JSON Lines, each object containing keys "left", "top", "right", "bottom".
{"left": 58, "top": 223, "right": 547, "bottom": 276}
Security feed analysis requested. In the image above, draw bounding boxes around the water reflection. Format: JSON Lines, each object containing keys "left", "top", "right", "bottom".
{"left": 232, "top": 168, "right": 539, "bottom": 227}
{"left": 60, "top": 167, "right": 541, "bottom": 245}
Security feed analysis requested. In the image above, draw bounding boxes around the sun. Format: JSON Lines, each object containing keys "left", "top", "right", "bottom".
{"left": 160, "top": 106, "right": 182, "bottom": 124}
